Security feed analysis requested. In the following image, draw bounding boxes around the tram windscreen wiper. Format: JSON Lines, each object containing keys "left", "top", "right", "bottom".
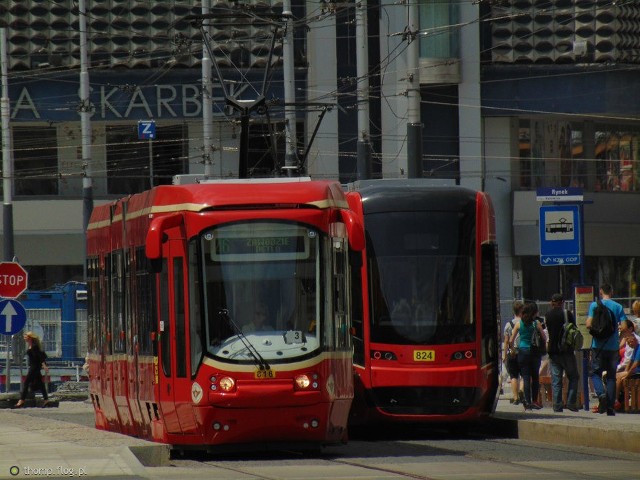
{"left": 218, "top": 309, "right": 271, "bottom": 371}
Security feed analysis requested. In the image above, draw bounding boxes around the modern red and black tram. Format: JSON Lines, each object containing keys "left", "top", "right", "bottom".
{"left": 345, "top": 180, "right": 500, "bottom": 425}
{"left": 86, "top": 177, "right": 364, "bottom": 450}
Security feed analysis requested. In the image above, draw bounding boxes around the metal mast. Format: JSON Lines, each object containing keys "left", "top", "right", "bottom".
{"left": 202, "top": 0, "right": 214, "bottom": 179}
{"left": 79, "top": 0, "right": 93, "bottom": 279}
{"left": 406, "top": 0, "right": 422, "bottom": 178}
{"left": 282, "top": 0, "right": 298, "bottom": 175}
{"left": 1, "top": 28, "right": 14, "bottom": 262}
{"left": 356, "top": 0, "right": 371, "bottom": 180}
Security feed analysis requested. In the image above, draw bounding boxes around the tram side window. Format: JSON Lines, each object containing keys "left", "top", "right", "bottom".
{"left": 160, "top": 259, "right": 171, "bottom": 376}
{"left": 333, "top": 238, "right": 350, "bottom": 349}
{"left": 174, "top": 258, "right": 187, "bottom": 378}
{"left": 188, "top": 240, "right": 203, "bottom": 377}
{"left": 481, "top": 244, "right": 499, "bottom": 363}
{"left": 135, "top": 247, "right": 156, "bottom": 356}
{"left": 350, "top": 250, "right": 364, "bottom": 366}
{"left": 125, "top": 250, "right": 134, "bottom": 355}
{"left": 111, "top": 251, "right": 126, "bottom": 354}
{"left": 323, "top": 239, "right": 334, "bottom": 348}
{"left": 87, "top": 256, "right": 101, "bottom": 354}
{"left": 104, "top": 254, "right": 113, "bottom": 355}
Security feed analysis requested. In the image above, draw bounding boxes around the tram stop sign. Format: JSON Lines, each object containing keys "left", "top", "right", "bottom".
{"left": 0, "top": 262, "right": 28, "bottom": 298}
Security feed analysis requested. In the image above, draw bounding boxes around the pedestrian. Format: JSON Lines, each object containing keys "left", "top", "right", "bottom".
{"left": 503, "top": 300, "right": 524, "bottom": 404}
{"left": 586, "top": 283, "right": 625, "bottom": 416}
{"left": 510, "top": 301, "right": 545, "bottom": 410}
{"left": 617, "top": 319, "right": 640, "bottom": 373}
{"left": 614, "top": 320, "right": 640, "bottom": 410}
{"left": 15, "top": 331, "right": 50, "bottom": 408}
{"left": 545, "top": 293, "right": 580, "bottom": 412}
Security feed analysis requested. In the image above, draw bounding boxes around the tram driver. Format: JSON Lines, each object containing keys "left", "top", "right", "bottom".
{"left": 243, "top": 302, "right": 274, "bottom": 333}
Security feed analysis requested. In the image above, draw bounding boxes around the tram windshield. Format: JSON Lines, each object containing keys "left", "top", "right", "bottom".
{"left": 366, "top": 211, "right": 475, "bottom": 345}
{"left": 197, "top": 221, "right": 323, "bottom": 363}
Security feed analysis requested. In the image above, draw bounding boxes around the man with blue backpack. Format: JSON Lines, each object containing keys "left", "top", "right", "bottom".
{"left": 586, "top": 283, "right": 626, "bottom": 416}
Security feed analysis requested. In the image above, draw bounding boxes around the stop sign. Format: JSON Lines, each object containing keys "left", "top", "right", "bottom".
{"left": 0, "top": 262, "right": 28, "bottom": 298}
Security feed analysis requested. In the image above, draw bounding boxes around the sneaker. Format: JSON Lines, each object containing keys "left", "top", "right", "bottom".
{"left": 566, "top": 405, "right": 580, "bottom": 412}
{"left": 553, "top": 408, "right": 563, "bottom": 413}
{"left": 598, "top": 394, "right": 607, "bottom": 414}
{"left": 530, "top": 402, "right": 543, "bottom": 410}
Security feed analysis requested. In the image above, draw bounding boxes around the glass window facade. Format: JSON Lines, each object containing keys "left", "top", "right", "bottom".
{"left": 13, "top": 126, "right": 58, "bottom": 196}
{"left": 106, "top": 124, "right": 187, "bottom": 194}
{"left": 518, "top": 119, "right": 640, "bottom": 192}
{"left": 419, "top": 0, "right": 459, "bottom": 59}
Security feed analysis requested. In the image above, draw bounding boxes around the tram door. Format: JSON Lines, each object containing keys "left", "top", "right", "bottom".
{"left": 157, "top": 236, "right": 198, "bottom": 435}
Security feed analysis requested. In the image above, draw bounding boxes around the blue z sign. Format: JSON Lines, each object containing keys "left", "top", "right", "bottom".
{"left": 138, "top": 120, "right": 156, "bottom": 139}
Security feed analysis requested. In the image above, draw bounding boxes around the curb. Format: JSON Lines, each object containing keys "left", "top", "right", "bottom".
{"left": 492, "top": 412, "right": 640, "bottom": 455}
{"left": 513, "top": 417, "right": 640, "bottom": 454}
{"left": 129, "top": 444, "right": 172, "bottom": 467}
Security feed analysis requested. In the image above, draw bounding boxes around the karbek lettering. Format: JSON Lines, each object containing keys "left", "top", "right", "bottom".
{"left": 11, "top": 82, "right": 250, "bottom": 120}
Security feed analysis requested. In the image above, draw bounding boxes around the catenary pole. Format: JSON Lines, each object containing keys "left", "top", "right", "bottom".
{"left": 356, "top": 0, "right": 371, "bottom": 180}
{"left": 1, "top": 28, "right": 14, "bottom": 262}
{"left": 1, "top": 27, "right": 14, "bottom": 392}
{"left": 406, "top": 0, "right": 422, "bottom": 178}
{"left": 202, "top": 0, "right": 214, "bottom": 179}
{"left": 79, "top": 0, "right": 93, "bottom": 281}
{"left": 282, "top": 0, "right": 297, "bottom": 176}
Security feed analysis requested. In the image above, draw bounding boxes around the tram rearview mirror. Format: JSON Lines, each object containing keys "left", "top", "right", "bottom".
{"left": 145, "top": 213, "right": 184, "bottom": 259}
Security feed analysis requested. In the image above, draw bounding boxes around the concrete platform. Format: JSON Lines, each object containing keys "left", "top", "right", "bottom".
{"left": 492, "top": 394, "right": 640, "bottom": 454}
{"left": 1, "top": 393, "right": 640, "bottom": 479}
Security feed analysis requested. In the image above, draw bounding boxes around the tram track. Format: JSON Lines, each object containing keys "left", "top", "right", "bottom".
{"left": 167, "top": 430, "right": 640, "bottom": 480}
{"left": 182, "top": 450, "right": 441, "bottom": 480}
{"left": 10, "top": 403, "right": 640, "bottom": 479}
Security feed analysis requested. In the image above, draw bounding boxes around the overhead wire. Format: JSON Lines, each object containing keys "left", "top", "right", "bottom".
{"left": 2, "top": 0, "right": 639, "bottom": 183}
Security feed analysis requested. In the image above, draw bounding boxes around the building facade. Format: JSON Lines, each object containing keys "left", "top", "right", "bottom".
{"left": 2, "top": 0, "right": 640, "bottom": 314}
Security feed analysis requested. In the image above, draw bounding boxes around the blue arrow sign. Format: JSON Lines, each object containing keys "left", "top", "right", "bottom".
{"left": 0, "top": 299, "right": 27, "bottom": 335}
{"left": 539, "top": 204, "right": 581, "bottom": 266}
{"left": 138, "top": 120, "right": 156, "bottom": 139}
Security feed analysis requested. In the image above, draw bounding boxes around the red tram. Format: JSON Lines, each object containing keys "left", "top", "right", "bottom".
{"left": 345, "top": 180, "right": 500, "bottom": 425}
{"left": 86, "top": 178, "right": 364, "bottom": 451}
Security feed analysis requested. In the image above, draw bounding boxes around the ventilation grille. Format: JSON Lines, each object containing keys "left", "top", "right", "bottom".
{"left": 491, "top": 1, "right": 640, "bottom": 64}
{"left": 0, "top": 0, "right": 287, "bottom": 70}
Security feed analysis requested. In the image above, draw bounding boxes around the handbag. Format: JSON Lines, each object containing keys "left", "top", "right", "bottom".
{"left": 531, "top": 322, "right": 547, "bottom": 355}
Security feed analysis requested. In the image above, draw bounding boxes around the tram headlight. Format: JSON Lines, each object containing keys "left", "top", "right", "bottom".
{"left": 452, "top": 350, "right": 475, "bottom": 360}
{"left": 295, "top": 374, "right": 311, "bottom": 389}
{"left": 371, "top": 350, "right": 397, "bottom": 361}
{"left": 218, "top": 376, "right": 236, "bottom": 392}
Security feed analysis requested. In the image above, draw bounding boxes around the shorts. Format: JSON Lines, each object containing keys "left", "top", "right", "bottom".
{"left": 506, "top": 356, "right": 520, "bottom": 379}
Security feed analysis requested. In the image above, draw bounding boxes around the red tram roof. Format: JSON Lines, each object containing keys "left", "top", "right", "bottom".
{"left": 88, "top": 178, "right": 349, "bottom": 232}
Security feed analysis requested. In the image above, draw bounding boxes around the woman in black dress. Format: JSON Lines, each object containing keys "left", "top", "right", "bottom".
{"left": 15, "top": 331, "right": 49, "bottom": 407}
